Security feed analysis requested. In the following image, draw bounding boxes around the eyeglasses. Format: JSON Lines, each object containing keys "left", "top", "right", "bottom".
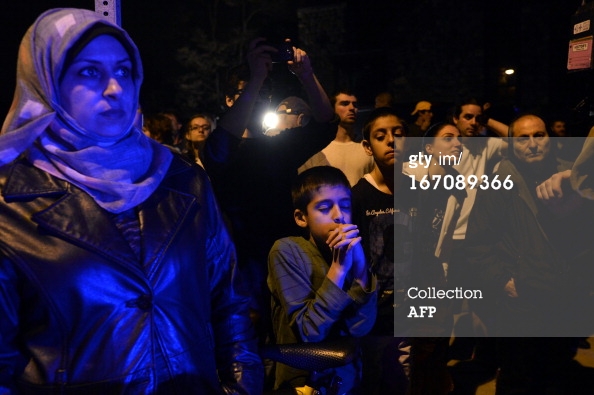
{"left": 189, "top": 124, "right": 211, "bottom": 132}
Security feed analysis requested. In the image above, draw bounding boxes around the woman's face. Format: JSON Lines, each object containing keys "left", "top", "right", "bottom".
{"left": 425, "top": 125, "right": 462, "bottom": 165}
{"left": 59, "top": 34, "right": 135, "bottom": 138}
{"left": 186, "top": 116, "right": 212, "bottom": 143}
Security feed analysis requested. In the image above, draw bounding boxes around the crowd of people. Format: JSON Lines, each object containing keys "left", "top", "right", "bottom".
{"left": 1, "top": 7, "right": 594, "bottom": 395}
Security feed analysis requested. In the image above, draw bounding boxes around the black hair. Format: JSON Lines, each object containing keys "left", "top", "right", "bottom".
{"left": 291, "top": 166, "right": 350, "bottom": 212}
{"left": 423, "top": 121, "right": 453, "bottom": 139}
{"left": 452, "top": 97, "right": 483, "bottom": 119}
{"left": 421, "top": 121, "right": 457, "bottom": 150}
{"left": 362, "top": 107, "right": 408, "bottom": 141}
{"left": 330, "top": 88, "right": 357, "bottom": 107}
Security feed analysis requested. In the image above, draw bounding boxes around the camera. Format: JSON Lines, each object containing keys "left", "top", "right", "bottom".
{"left": 273, "top": 42, "right": 294, "bottom": 63}
{"left": 258, "top": 41, "right": 294, "bottom": 63}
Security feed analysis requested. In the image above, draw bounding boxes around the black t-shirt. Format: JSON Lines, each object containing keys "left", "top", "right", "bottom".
{"left": 352, "top": 176, "right": 418, "bottom": 335}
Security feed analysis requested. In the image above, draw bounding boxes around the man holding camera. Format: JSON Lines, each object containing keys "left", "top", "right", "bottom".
{"left": 203, "top": 37, "right": 338, "bottom": 358}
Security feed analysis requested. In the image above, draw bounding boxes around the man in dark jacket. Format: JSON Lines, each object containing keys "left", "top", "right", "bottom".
{"left": 464, "top": 114, "right": 594, "bottom": 394}
{"left": 203, "top": 38, "right": 337, "bottom": 349}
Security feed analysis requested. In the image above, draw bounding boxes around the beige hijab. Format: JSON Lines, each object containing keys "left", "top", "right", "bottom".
{"left": 0, "top": 8, "right": 172, "bottom": 213}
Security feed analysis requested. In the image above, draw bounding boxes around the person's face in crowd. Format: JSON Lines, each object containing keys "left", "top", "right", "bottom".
{"left": 334, "top": 93, "right": 358, "bottom": 126}
{"left": 511, "top": 115, "right": 550, "bottom": 164}
{"left": 186, "top": 116, "right": 212, "bottom": 143}
{"left": 424, "top": 125, "right": 462, "bottom": 167}
{"left": 164, "top": 113, "right": 182, "bottom": 133}
{"left": 275, "top": 104, "right": 303, "bottom": 130}
{"left": 295, "top": 185, "right": 352, "bottom": 247}
{"left": 550, "top": 120, "right": 567, "bottom": 137}
{"left": 418, "top": 108, "right": 433, "bottom": 123}
{"left": 59, "top": 34, "right": 135, "bottom": 138}
{"left": 363, "top": 115, "right": 406, "bottom": 168}
{"left": 454, "top": 104, "right": 483, "bottom": 138}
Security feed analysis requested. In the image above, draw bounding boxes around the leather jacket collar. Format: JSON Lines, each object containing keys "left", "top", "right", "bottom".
{"left": 2, "top": 157, "right": 198, "bottom": 272}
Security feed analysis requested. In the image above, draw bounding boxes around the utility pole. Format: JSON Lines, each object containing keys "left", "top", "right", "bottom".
{"left": 94, "top": 0, "right": 121, "bottom": 26}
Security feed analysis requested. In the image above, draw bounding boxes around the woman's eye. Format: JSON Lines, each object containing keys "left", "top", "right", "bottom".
{"left": 115, "top": 66, "right": 131, "bottom": 78}
{"left": 79, "top": 67, "right": 99, "bottom": 77}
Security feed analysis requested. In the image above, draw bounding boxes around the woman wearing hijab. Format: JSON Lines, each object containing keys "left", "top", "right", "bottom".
{"left": 0, "top": 8, "right": 262, "bottom": 394}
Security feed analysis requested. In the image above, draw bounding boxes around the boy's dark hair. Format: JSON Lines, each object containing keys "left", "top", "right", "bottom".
{"left": 292, "top": 166, "right": 351, "bottom": 212}
{"left": 362, "top": 107, "right": 408, "bottom": 141}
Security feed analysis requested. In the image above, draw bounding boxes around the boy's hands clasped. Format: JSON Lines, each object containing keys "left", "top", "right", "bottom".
{"left": 327, "top": 224, "right": 369, "bottom": 290}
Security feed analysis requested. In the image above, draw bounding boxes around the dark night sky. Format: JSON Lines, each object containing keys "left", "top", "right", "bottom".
{"left": 1, "top": 0, "right": 591, "bottom": 130}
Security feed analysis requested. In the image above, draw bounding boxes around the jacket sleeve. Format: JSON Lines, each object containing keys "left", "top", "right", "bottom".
{"left": 571, "top": 129, "right": 594, "bottom": 200}
{"left": 202, "top": 178, "right": 264, "bottom": 395}
{"left": 268, "top": 239, "right": 376, "bottom": 343}
{"left": 344, "top": 276, "right": 378, "bottom": 336}
{"left": 0, "top": 255, "right": 28, "bottom": 394}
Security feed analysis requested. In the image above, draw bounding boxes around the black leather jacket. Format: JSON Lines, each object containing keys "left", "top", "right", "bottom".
{"left": 0, "top": 156, "right": 263, "bottom": 394}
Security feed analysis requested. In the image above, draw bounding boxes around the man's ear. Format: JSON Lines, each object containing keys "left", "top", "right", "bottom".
{"left": 294, "top": 209, "right": 308, "bottom": 228}
{"left": 297, "top": 114, "right": 310, "bottom": 127}
{"left": 361, "top": 139, "right": 373, "bottom": 156}
{"left": 297, "top": 113, "right": 305, "bottom": 127}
